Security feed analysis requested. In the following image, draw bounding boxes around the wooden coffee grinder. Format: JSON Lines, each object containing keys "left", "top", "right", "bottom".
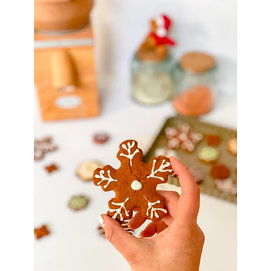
{"left": 34, "top": 0, "right": 100, "bottom": 121}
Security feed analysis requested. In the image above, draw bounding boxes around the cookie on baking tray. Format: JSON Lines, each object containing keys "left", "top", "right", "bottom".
{"left": 205, "top": 134, "right": 221, "bottom": 146}
{"left": 210, "top": 164, "right": 230, "bottom": 179}
{"left": 165, "top": 123, "right": 203, "bottom": 152}
{"left": 227, "top": 137, "right": 237, "bottom": 155}
{"left": 198, "top": 146, "right": 219, "bottom": 163}
{"left": 215, "top": 178, "right": 237, "bottom": 195}
{"left": 77, "top": 161, "right": 103, "bottom": 181}
{"left": 92, "top": 139, "right": 174, "bottom": 230}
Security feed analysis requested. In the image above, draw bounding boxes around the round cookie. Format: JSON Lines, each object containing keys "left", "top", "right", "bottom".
{"left": 198, "top": 146, "right": 219, "bottom": 163}
{"left": 173, "top": 86, "right": 214, "bottom": 116}
{"left": 210, "top": 164, "right": 230, "bottom": 179}
{"left": 205, "top": 134, "right": 221, "bottom": 146}
{"left": 77, "top": 161, "right": 103, "bottom": 181}
{"left": 68, "top": 195, "right": 89, "bottom": 211}
{"left": 227, "top": 137, "right": 237, "bottom": 155}
{"left": 215, "top": 178, "right": 237, "bottom": 195}
{"left": 92, "top": 139, "right": 174, "bottom": 230}
{"left": 188, "top": 166, "right": 205, "bottom": 183}
{"left": 93, "top": 132, "right": 110, "bottom": 144}
{"left": 180, "top": 52, "right": 216, "bottom": 74}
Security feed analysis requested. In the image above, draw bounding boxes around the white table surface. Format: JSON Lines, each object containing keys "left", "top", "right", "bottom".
{"left": 34, "top": 75, "right": 237, "bottom": 271}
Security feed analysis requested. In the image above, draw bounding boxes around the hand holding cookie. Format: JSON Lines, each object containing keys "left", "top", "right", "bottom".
{"left": 98, "top": 157, "right": 204, "bottom": 271}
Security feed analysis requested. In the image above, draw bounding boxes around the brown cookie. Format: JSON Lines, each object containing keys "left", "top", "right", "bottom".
{"left": 227, "top": 137, "right": 237, "bottom": 155}
{"left": 93, "top": 132, "right": 110, "bottom": 144}
{"left": 45, "top": 163, "right": 59, "bottom": 173}
{"left": 93, "top": 140, "right": 173, "bottom": 228}
{"left": 180, "top": 52, "right": 216, "bottom": 73}
{"left": 34, "top": 225, "right": 50, "bottom": 240}
{"left": 205, "top": 134, "right": 221, "bottom": 146}
{"left": 210, "top": 164, "right": 230, "bottom": 179}
{"left": 34, "top": 136, "right": 57, "bottom": 161}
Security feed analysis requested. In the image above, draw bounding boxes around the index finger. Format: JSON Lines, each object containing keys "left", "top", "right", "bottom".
{"left": 169, "top": 157, "right": 200, "bottom": 223}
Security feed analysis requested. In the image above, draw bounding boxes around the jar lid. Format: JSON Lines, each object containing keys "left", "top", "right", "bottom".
{"left": 180, "top": 52, "right": 216, "bottom": 73}
{"left": 136, "top": 46, "right": 168, "bottom": 62}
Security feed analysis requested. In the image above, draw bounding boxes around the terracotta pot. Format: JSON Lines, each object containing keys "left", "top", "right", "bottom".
{"left": 34, "top": 0, "right": 94, "bottom": 32}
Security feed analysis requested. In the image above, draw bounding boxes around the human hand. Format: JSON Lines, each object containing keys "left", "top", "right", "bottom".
{"left": 98, "top": 157, "right": 205, "bottom": 271}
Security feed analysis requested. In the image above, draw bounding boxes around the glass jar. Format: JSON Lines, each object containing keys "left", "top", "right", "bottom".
{"left": 173, "top": 52, "right": 218, "bottom": 94}
{"left": 131, "top": 54, "right": 174, "bottom": 105}
{"left": 173, "top": 63, "right": 217, "bottom": 93}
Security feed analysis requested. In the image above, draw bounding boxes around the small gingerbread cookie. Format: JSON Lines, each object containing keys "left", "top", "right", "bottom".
{"left": 92, "top": 139, "right": 173, "bottom": 229}
{"left": 227, "top": 137, "right": 237, "bottom": 155}
{"left": 77, "top": 161, "right": 103, "bottom": 181}
{"left": 165, "top": 123, "right": 203, "bottom": 152}
{"left": 210, "top": 164, "right": 230, "bottom": 179}
{"left": 205, "top": 134, "right": 221, "bottom": 146}
{"left": 34, "top": 225, "right": 50, "bottom": 240}
{"left": 45, "top": 163, "right": 59, "bottom": 173}
{"left": 34, "top": 136, "right": 57, "bottom": 161}
{"left": 215, "top": 178, "right": 237, "bottom": 195}
{"left": 93, "top": 132, "right": 110, "bottom": 144}
{"left": 68, "top": 195, "right": 89, "bottom": 211}
{"left": 198, "top": 146, "right": 219, "bottom": 163}
{"left": 188, "top": 166, "right": 205, "bottom": 183}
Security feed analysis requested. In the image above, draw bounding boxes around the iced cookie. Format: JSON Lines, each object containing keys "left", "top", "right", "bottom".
{"left": 92, "top": 139, "right": 173, "bottom": 229}
{"left": 188, "top": 166, "right": 205, "bottom": 183}
{"left": 198, "top": 146, "right": 219, "bottom": 163}
{"left": 165, "top": 123, "right": 203, "bottom": 152}
{"left": 93, "top": 132, "right": 110, "bottom": 144}
{"left": 215, "top": 178, "right": 237, "bottom": 195}
{"left": 227, "top": 137, "right": 237, "bottom": 155}
{"left": 34, "top": 225, "right": 50, "bottom": 240}
{"left": 68, "top": 195, "right": 89, "bottom": 211}
{"left": 205, "top": 134, "right": 221, "bottom": 146}
{"left": 34, "top": 136, "right": 57, "bottom": 161}
{"left": 77, "top": 161, "right": 103, "bottom": 181}
{"left": 210, "top": 164, "right": 230, "bottom": 179}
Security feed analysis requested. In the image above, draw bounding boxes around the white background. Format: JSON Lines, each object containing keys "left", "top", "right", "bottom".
{"left": 92, "top": 0, "right": 236, "bottom": 95}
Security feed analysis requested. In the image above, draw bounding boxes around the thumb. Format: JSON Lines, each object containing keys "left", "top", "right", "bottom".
{"left": 99, "top": 214, "right": 142, "bottom": 262}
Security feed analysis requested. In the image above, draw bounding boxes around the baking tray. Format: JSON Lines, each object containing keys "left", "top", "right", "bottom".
{"left": 143, "top": 115, "right": 237, "bottom": 204}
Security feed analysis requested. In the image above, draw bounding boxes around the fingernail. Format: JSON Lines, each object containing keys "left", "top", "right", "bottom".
{"left": 98, "top": 215, "right": 104, "bottom": 227}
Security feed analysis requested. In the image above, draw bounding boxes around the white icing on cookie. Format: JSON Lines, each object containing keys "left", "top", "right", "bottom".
{"left": 144, "top": 197, "right": 167, "bottom": 219}
{"left": 109, "top": 197, "right": 130, "bottom": 221}
{"left": 119, "top": 141, "right": 140, "bottom": 166}
{"left": 95, "top": 170, "right": 118, "bottom": 188}
{"left": 131, "top": 180, "right": 142, "bottom": 191}
{"left": 147, "top": 159, "right": 172, "bottom": 181}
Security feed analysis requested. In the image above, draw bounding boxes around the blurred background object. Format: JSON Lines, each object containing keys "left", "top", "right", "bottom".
{"left": 34, "top": 0, "right": 94, "bottom": 32}
{"left": 131, "top": 14, "right": 176, "bottom": 105}
{"left": 34, "top": 1, "right": 99, "bottom": 121}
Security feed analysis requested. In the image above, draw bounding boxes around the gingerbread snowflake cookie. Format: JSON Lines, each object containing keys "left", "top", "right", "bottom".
{"left": 34, "top": 136, "right": 57, "bottom": 161}
{"left": 165, "top": 123, "right": 203, "bottom": 152}
{"left": 93, "top": 140, "right": 174, "bottom": 227}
